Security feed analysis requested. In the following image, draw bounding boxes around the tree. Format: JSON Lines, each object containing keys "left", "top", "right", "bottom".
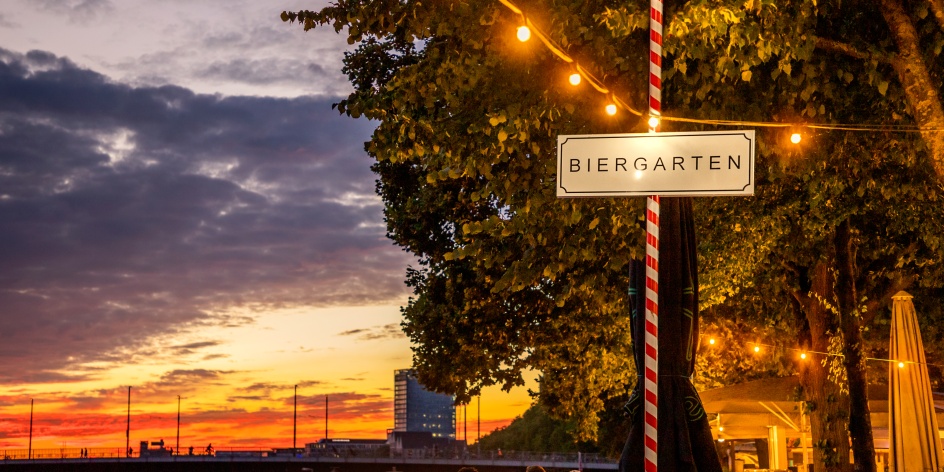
{"left": 476, "top": 404, "right": 597, "bottom": 453}
{"left": 612, "top": 1, "right": 944, "bottom": 469}
{"left": 283, "top": 1, "right": 944, "bottom": 469}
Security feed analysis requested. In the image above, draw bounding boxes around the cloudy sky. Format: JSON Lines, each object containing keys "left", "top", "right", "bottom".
{"left": 0, "top": 0, "right": 531, "bottom": 450}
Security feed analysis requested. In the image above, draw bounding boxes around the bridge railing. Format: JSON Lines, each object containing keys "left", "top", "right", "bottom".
{"left": 1, "top": 447, "right": 615, "bottom": 464}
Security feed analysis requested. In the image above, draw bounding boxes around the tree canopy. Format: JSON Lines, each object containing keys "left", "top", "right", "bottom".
{"left": 284, "top": 1, "right": 944, "bottom": 467}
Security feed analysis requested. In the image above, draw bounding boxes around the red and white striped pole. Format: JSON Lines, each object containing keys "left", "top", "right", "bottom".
{"left": 644, "top": 0, "right": 663, "bottom": 470}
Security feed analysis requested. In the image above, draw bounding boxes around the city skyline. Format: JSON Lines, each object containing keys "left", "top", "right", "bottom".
{"left": 0, "top": 0, "right": 534, "bottom": 449}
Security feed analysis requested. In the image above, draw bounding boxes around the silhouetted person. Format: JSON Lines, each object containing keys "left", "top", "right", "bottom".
{"left": 205, "top": 443, "right": 213, "bottom": 455}
{"left": 189, "top": 446, "right": 194, "bottom": 456}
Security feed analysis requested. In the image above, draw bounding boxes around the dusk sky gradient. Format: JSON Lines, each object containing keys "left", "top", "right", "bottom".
{"left": 0, "top": 0, "right": 533, "bottom": 450}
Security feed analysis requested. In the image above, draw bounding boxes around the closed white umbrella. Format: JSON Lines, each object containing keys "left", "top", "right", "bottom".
{"left": 889, "top": 291, "right": 943, "bottom": 472}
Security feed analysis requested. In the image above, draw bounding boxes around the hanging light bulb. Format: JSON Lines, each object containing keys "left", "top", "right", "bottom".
{"left": 648, "top": 116, "right": 660, "bottom": 129}
{"left": 605, "top": 103, "right": 617, "bottom": 116}
{"left": 898, "top": 361, "right": 905, "bottom": 369}
{"left": 790, "top": 132, "right": 802, "bottom": 144}
{"left": 569, "top": 72, "right": 581, "bottom": 86}
{"left": 800, "top": 352, "right": 808, "bottom": 360}
{"left": 753, "top": 345, "right": 761, "bottom": 353}
{"left": 708, "top": 337, "right": 716, "bottom": 346}
{"left": 516, "top": 25, "right": 531, "bottom": 42}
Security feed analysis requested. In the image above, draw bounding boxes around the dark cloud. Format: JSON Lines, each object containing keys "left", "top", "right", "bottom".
{"left": 337, "top": 324, "right": 405, "bottom": 341}
{"left": 156, "top": 369, "right": 233, "bottom": 386}
{"left": 170, "top": 341, "right": 221, "bottom": 356}
{"left": 240, "top": 379, "right": 325, "bottom": 394}
{"left": 0, "top": 13, "right": 17, "bottom": 28}
{"left": 99, "top": 10, "right": 355, "bottom": 97}
{"left": 0, "top": 49, "right": 412, "bottom": 384}
{"left": 286, "top": 391, "right": 389, "bottom": 414}
{"left": 337, "top": 328, "right": 369, "bottom": 336}
{"left": 190, "top": 20, "right": 353, "bottom": 96}
{"left": 34, "top": 0, "right": 114, "bottom": 22}
{"left": 197, "top": 57, "right": 338, "bottom": 89}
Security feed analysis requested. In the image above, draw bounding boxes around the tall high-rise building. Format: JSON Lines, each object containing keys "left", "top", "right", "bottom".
{"left": 393, "top": 369, "right": 456, "bottom": 439}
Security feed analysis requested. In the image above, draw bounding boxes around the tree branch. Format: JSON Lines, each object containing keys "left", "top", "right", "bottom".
{"left": 930, "top": 0, "right": 944, "bottom": 32}
{"left": 814, "top": 37, "right": 888, "bottom": 64}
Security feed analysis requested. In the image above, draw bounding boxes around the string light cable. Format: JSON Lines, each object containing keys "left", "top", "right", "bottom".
{"left": 698, "top": 335, "right": 940, "bottom": 369}
{"left": 732, "top": 340, "right": 944, "bottom": 369}
{"left": 496, "top": 0, "right": 944, "bottom": 134}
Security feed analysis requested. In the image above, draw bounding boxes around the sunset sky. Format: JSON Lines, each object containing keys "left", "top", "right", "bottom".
{"left": 0, "top": 0, "right": 534, "bottom": 451}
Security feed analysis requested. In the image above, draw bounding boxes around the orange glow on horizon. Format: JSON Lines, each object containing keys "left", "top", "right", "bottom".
{"left": 0, "top": 304, "right": 535, "bottom": 450}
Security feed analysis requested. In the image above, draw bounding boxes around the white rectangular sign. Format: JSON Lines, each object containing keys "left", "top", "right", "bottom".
{"left": 557, "top": 130, "right": 755, "bottom": 197}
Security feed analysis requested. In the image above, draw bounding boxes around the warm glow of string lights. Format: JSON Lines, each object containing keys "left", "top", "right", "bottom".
{"left": 605, "top": 103, "right": 617, "bottom": 116}
{"left": 497, "top": 0, "right": 944, "bottom": 136}
{"left": 569, "top": 73, "right": 581, "bottom": 86}
{"left": 739, "top": 341, "right": 939, "bottom": 369}
{"left": 708, "top": 338, "right": 716, "bottom": 346}
{"left": 647, "top": 116, "right": 661, "bottom": 129}
{"left": 516, "top": 25, "right": 531, "bottom": 42}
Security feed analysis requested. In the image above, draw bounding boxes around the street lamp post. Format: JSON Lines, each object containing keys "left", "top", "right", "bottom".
{"left": 176, "top": 395, "right": 181, "bottom": 455}
{"left": 477, "top": 395, "right": 481, "bottom": 457}
{"left": 293, "top": 385, "right": 297, "bottom": 453}
{"left": 126, "top": 387, "right": 131, "bottom": 458}
{"left": 28, "top": 399, "right": 33, "bottom": 460}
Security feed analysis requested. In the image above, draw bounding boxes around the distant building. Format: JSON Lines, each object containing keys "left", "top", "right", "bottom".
{"left": 387, "top": 430, "right": 460, "bottom": 457}
{"left": 393, "top": 369, "right": 456, "bottom": 439}
{"left": 306, "top": 438, "right": 388, "bottom": 457}
{"left": 138, "top": 440, "right": 173, "bottom": 458}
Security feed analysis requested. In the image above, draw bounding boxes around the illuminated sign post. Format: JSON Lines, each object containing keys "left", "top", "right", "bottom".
{"left": 557, "top": 129, "right": 755, "bottom": 472}
{"left": 557, "top": 130, "right": 756, "bottom": 197}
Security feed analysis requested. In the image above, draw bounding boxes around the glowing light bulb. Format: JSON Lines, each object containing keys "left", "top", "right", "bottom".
{"left": 648, "top": 116, "right": 660, "bottom": 129}
{"left": 516, "top": 26, "right": 531, "bottom": 42}
{"left": 898, "top": 361, "right": 905, "bottom": 368}
{"left": 753, "top": 345, "right": 761, "bottom": 353}
{"left": 800, "top": 352, "right": 807, "bottom": 360}
{"left": 708, "top": 338, "right": 716, "bottom": 346}
{"left": 605, "top": 103, "right": 617, "bottom": 116}
{"left": 719, "top": 426, "right": 724, "bottom": 432}
{"left": 718, "top": 438, "right": 725, "bottom": 443}
{"left": 790, "top": 133, "right": 801, "bottom": 144}
{"left": 569, "top": 73, "right": 581, "bottom": 86}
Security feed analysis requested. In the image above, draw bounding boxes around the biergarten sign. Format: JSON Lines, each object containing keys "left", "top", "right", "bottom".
{"left": 557, "top": 130, "right": 756, "bottom": 197}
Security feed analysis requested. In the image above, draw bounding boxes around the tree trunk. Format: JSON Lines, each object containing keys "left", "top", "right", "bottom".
{"left": 797, "top": 262, "right": 852, "bottom": 472}
{"left": 879, "top": 0, "right": 944, "bottom": 175}
{"left": 835, "top": 220, "right": 877, "bottom": 472}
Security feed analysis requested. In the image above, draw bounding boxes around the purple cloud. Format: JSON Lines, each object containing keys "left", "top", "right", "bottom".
{"left": 0, "top": 49, "right": 412, "bottom": 384}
